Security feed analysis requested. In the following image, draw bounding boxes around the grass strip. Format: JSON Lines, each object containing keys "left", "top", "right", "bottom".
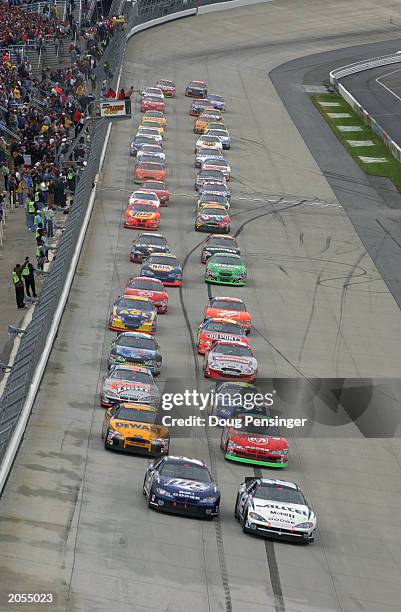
{"left": 312, "top": 93, "right": 401, "bottom": 190}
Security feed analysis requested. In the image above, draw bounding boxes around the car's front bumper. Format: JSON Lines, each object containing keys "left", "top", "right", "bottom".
{"left": 205, "top": 367, "right": 256, "bottom": 382}
{"left": 224, "top": 452, "right": 287, "bottom": 468}
{"left": 124, "top": 220, "right": 160, "bottom": 229}
{"left": 245, "top": 520, "right": 314, "bottom": 542}
{"left": 108, "top": 320, "right": 156, "bottom": 334}
{"left": 205, "top": 276, "right": 245, "bottom": 286}
{"left": 149, "top": 493, "right": 219, "bottom": 517}
{"left": 106, "top": 437, "right": 168, "bottom": 455}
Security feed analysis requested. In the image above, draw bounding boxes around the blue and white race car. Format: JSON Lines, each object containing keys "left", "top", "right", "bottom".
{"left": 140, "top": 253, "right": 183, "bottom": 286}
{"left": 143, "top": 456, "right": 220, "bottom": 517}
{"left": 108, "top": 331, "right": 162, "bottom": 375}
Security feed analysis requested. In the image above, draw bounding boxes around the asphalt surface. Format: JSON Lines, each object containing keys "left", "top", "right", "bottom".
{"left": 1, "top": 1, "right": 401, "bottom": 611}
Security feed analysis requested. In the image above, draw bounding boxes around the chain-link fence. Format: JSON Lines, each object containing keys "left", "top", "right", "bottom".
{"left": 0, "top": 0, "right": 233, "bottom": 465}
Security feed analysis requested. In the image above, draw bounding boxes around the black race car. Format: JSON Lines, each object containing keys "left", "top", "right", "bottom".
{"left": 185, "top": 80, "right": 207, "bottom": 98}
{"left": 201, "top": 234, "right": 240, "bottom": 263}
{"left": 130, "top": 233, "right": 170, "bottom": 262}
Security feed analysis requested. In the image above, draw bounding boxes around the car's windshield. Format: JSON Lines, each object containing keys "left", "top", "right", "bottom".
{"left": 138, "top": 235, "right": 166, "bottom": 246}
{"left": 213, "top": 344, "right": 252, "bottom": 357}
{"left": 115, "top": 335, "right": 156, "bottom": 350}
{"left": 211, "top": 299, "right": 245, "bottom": 311}
{"left": 116, "top": 298, "right": 155, "bottom": 312}
{"left": 111, "top": 369, "right": 153, "bottom": 384}
{"left": 201, "top": 185, "right": 227, "bottom": 193}
{"left": 148, "top": 256, "right": 178, "bottom": 266}
{"left": 139, "top": 163, "right": 162, "bottom": 170}
{"left": 200, "top": 136, "right": 219, "bottom": 143}
{"left": 200, "top": 207, "right": 227, "bottom": 216}
{"left": 131, "top": 279, "right": 163, "bottom": 291}
{"left": 200, "top": 196, "right": 229, "bottom": 206}
{"left": 204, "top": 159, "right": 228, "bottom": 167}
{"left": 204, "top": 321, "right": 242, "bottom": 335}
{"left": 132, "top": 192, "right": 157, "bottom": 201}
{"left": 113, "top": 407, "right": 157, "bottom": 423}
{"left": 160, "top": 462, "right": 211, "bottom": 482}
{"left": 212, "top": 255, "right": 241, "bottom": 265}
{"left": 254, "top": 484, "right": 305, "bottom": 505}
{"left": 131, "top": 203, "right": 156, "bottom": 212}
{"left": 208, "top": 94, "right": 223, "bottom": 102}
{"left": 208, "top": 237, "right": 235, "bottom": 247}
{"left": 143, "top": 182, "right": 164, "bottom": 189}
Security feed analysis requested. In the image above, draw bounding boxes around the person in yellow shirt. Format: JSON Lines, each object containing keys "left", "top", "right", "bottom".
{"left": 76, "top": 84, "right": 85, "bottom": 98}
{"left": 13, "top": 87, "right": 21, "bottom": 100}
{"left": 16, "top": 178, "right": 25, "bottom": 208}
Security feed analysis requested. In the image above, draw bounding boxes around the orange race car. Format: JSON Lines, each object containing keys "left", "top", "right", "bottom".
{"left": 196, "top": 317, "right": 249, "bottom": 354}
{"left": 124, "top": 201, "right": 160, "bottom": 230}
{"left": 134, "top": 161, "right": 166, "bottom": 184}
{"left": 204, "top": 297, "right": 252, "bottom": 334}
{"left": 194, "top": 109, "right": 224, "bottom": 134}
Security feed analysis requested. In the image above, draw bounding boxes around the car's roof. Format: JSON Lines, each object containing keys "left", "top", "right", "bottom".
{"left": 163, "top": 455, "right": 206, "bottom": 466}
{"left": 117, "top": 330, "right": 154, "bottom": 338}
{"left": 118, "top": 402, "right": 158, "bottom": 412}
{"left": 146, "top": 253, "right": 178, "bottom": 259}
{"left": 116, "top": 295, "right": 152, "bottom": 302}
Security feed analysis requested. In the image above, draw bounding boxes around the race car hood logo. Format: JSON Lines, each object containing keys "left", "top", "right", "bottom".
{"left": 131, "top": 211, "right": 155, "bottom": 218}
{"left": 108, "top": 382, "right": 151, "bottom": 392}
{"left": 115, "top": 347, "right": 153, "bottom": 358}
{"left": 253, "top": 501, "right": 310, "bottom": 524}
{"left": 213, "top": 354, "right": 253, "bottom": 365}
{"left": 149, "top": 264, "right": 174, "bottom": 271}
{"left": 204, "top": 332, "right": 242, "bottom": 341}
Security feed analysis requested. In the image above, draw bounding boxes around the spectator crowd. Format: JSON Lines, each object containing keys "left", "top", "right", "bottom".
{"left": 1, "top": 0, "right": 124, "bottom": 308}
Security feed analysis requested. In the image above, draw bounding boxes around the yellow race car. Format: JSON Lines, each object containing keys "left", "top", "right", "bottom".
{"left": 143, "top": 112, "right": 167, "bottom": 128}
{"left": 102, "top": 402, "right": 170, "bottom": 455}
{"left": 139, "top": 119, "right": 165, "bottom": 135}
{"left": 108, "top": 295, "right": 157, "bottom": 333}
{"left": 194, "top": 109, "right": 224, "bottom": 134}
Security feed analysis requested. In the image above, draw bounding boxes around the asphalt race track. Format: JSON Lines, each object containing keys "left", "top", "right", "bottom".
{"left": 1, "top": 1, "right": 401, "bottom": 611}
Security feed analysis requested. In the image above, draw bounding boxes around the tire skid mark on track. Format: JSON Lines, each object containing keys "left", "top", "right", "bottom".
{"left": 179, "top": 240, "right": 233, "bottom": 612}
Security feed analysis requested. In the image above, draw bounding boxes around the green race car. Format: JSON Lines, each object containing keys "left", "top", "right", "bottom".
{"left": 205, "top": 253, "right": 247, "bottom": 286}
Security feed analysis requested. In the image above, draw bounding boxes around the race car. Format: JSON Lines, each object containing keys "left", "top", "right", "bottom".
{"left": 108, "top": 331, "right": 162, "bottom": 374}
{"left": 156, "top": 79, "right": 176, "bottom": 97}
{"left": 207, "top": 94, "right": 226, "bottom": 111}
{"left": 100, "top": 364, "right": 160, "bottom": 407}
{"left": 185, "top": 80, "right": 207, "bottom": 98}
{"left": 102, "top": 402, "right": 169, "bottom": 455}
{"left": 189, "top": 98, "right": 213, "bottom": 116}
{"left": 124, "top": 276, "right": 168, "bottom": 313}
{"left": 108, "top": 295, "right": 157, "bottom": 333}
{"left": 200, "top": 234, "right": 239, "bottom": 263}
{"left": 142, "top": 110, "right": 167, "bottom": 127}
{"left": 195, "top": 169, "right": 226, "bottom": 191}
{"left": 140, "top": 253, "right": 183, "bottom": 286}
{"left": 235, "top": 478, "right": 316, "bottom": 543}
{"left": 201, "top": 157, "right": 231, "bottom": 179}
{"left": 205, "top": 127, "right": 231, "bottom": 150}
{"left": 195, "top": 204, "right": 231, "bottom": 233}
{"left": 195, "top": 147, "right": 224, "bottom": 168}
{"left": 221, "top": 413, "right": 288, "bottom": 468}
{"left": 124, "top": 201, "right": 160, "bottom": 230}
{"left": 194, "top": 110, "right": 224, "bottom": 134}
{"left": 199, "top": 181, "right": 231, "bottom": 201}
{"left": 130, "top": 134, "right": 162, "bottom": 156}
{"left": 129, "top": 190, "right": 160, "bottom": 208}
{"left": 204, "top": 296, "right": 251, "bottom": 333}
{"left": 130, "top": 232, "right": 170, "bottom": 262}
{"left": 203, "top": 340, "right": 258, "bottom": 382}
{"left": 209, "top": 381, "right": 262, "bottom": 417}
{"left": 141, "top": 86, "right": 164, "bottom": 99}
{"left": 134, "top": 162, "right": 166, "bottom": 184}
{"left": 136, "top": 127, "right": 163, "bottom": 144}
{"left": 143, "top": 455, "right": 220, "bottom": 517}
{"left": 136, "top": 144, "right": 166, "bottom": 162}
{"left": 141, "top": 96, "right": 165, "bottom": 113}
{"left": 141, "top": 180, "right": 170, "bottom": 205}
{"left": 196, "top": 317, "right": 248, "bottom": 354}
{"left": 197, "top": 194, "right": 230, "bottom": 211}
{"left": 139, "top": 120, "right": 165, "bottom": 135}
{"left": 205, "top": 253, "right": 247, "bottom": 286}
{"left": 195, "top": 134, "right": 223, "bottom": 154}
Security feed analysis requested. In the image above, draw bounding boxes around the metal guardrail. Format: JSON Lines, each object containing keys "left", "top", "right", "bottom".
{"left": 329, "top": 52, "right": 401, "bottom": 164}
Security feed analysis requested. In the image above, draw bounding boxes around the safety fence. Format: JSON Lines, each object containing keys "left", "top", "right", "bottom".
{"left": 330, "top": 52, "right": 401, "bottom": 163}
{"left": 0, "top": 0, "right": 271, "bottom": 483}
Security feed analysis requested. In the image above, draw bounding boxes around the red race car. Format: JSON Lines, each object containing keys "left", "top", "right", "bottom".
{"left": 124, "top": 276, "right": 168, "bottom": 314}
{"left": 141, "top": 96, "right": 165, "bottom": 113}
{"left": 134, "top": 162, "right": 166, "bottom": 184}
{"left": 156, "top": 79, "right": 176, "bottom": 97}
{"left": 141, "top": 181, "right": 170, "bottom": 205}
{"left": 204, "top": 297, "right": 251, "bottom": 334}
{"left": 204, "top": 340, "right": 258, "bottom": 382}
{"left": 124, "top": 201, "right": 160, "bottom": 230}
{"left": 196, "top": 317, "right": 249, "bottom": 354}
{"left": 220, "top": 414, "right": 289, "bottom": 468}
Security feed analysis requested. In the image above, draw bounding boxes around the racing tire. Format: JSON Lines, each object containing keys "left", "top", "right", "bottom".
{"left": 142, "top": 476, "right": 147, "bottom": 496}
{"left": 242, "top": 512, "right": 250, "bottom": 534}
{"left": 104, "top": 429, "right": 111, "bottom": 450}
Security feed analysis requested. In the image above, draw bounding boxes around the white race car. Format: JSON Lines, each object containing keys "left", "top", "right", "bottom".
{"left": 129, "top": 190, "right": 160, "bottom": 208}
{"left": 204, "top": 340, "right": 256, "bottom": 382}
{"left": 141, "top": 86, "right": 164, "bottom": 99}
{"left": 195, "top": 135, "right": 223, "bottom": 154}
{"left": 137, "top": 144, "right": 166, "bottom": 162}
{"left": 235, "top": 477, "right": 316, "bottom": 543}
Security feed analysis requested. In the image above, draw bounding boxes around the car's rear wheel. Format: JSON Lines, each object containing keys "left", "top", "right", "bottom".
{"left": 242, "top": 512, "right": 250, "bottom": 533}
{"left": 104, "top": 429, "right": 111, "bottom": 450}
{"left": 234, "top": 494, "right": 240, "bottom": 520}
{"left": 142, "top": 476, "right": 147, "bottom": 496}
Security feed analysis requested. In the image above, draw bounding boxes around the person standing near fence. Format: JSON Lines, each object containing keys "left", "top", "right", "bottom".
{"left": 8, "top": 173, "right": 16, "bottom": 208}
{"left": 25, "top": 196, "right": 36, "bottom": 231}
{"left": 16, "top": 178, "right": 25, "bottom": 208}
{"left": 1, "top": 163, "right": 9, "bottom": 190}
{"left": 21, "top": 257, "right": 37, "bottom": 299}
{"left": 43, "top": 204, "right": 55, "bottom": 238}
{"left": 12, "top": 264, "right": 26, "bottom": 309}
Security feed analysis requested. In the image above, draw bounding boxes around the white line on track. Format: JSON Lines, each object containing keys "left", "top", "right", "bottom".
{"left": 375, "top": 66, "right": 401, "bottom": 102}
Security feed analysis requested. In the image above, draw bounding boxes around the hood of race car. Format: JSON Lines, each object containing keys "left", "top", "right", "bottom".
{"left": 157, "top": 476, "right": 218, "bottom": 500}
{"left": 229, "top": 432, "right": 286, "bottom": 450}
{"left": 208, "top": 262, "right": 244, "bottom": 273}
{"left": 250, "top": 499, "right": 314, "bottom": 527}
{"left": 211, "top": 354, "right": 257, "bottom": 371}
{"left": 114, "top": 307, "right": 154, "bottom": 322}
{"left": 110, "top": 419, "right": 166, "bottom": 440}
{"left": 111, "top": 346, "right": 157, "bottom": 360}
